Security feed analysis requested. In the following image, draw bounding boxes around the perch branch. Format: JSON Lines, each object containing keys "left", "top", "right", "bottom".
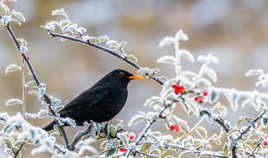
{"left": 69, "top": 121, "right": 93, "bottom": 151}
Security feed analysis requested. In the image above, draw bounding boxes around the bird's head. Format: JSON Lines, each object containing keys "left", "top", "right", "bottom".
{"left": 105, "top": 69, "right": 143, "bottom": 87}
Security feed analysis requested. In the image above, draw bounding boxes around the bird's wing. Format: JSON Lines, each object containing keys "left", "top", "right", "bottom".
{"left": 60, "top": 85, "right": 110, "bottom": 113}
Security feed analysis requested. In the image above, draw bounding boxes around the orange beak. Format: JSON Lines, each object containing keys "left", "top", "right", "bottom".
{"left": 128, "top": 75, "right": 143, "bottom": 79}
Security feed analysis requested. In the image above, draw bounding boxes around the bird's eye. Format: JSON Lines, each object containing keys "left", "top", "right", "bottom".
{"left": 119, "top": 72, "right": 125, "bottom": 77}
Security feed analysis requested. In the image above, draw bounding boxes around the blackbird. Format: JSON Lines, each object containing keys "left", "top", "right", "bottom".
{"left": 43, "top": 69, "right": 143, "bottom": 131}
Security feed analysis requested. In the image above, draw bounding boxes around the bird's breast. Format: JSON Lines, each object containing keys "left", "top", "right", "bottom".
{"left": 109, "top": 88, "right": 128, "bottom": 108}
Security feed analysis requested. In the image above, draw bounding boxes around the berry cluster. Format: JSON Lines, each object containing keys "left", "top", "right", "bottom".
{"left": 194, "top": 91, "right": 208, "bottom": 104}
{"left": 169, "top": 124, "right": 180, "bottom": 132}
{"left": 126, "top": 133, "right": 135, "bottom": 141}
{"left": 119, "top": 148, "right": 128, "bottom": 152}
{"left": 119, "top": 133, "right": 136, "bottom": 152}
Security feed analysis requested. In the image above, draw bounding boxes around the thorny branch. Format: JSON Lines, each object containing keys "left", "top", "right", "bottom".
{"left": 0, "top": 14, "right": 70, "bottom": 149}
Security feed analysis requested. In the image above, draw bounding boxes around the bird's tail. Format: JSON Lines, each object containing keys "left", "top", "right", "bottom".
{"left": 42, "top": 121, "right": 56, "bottom": 131}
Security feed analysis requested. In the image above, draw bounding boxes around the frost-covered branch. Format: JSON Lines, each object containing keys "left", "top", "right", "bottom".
{"left": 164, "top": 143, "right": 227, "bottom": 158}
{"left": 45, "top": 31, "right": 164, "bottom": 85}
{"left": 0, "top": 6, "right": 70, "bottom": 149}
{"left": 126, "top": 100, "right": 178, "bottom": 157}
{"left": 236, "top": 111, "right": 266, "bottom": 141}
{"left": 69, "top": 121, "right": 93, "bottom": 151}
{"left": 200, "top": 110, "right": 229, "bottom": 133}
{"left": 230, "top": 110, "right": 266, "bottom": 157}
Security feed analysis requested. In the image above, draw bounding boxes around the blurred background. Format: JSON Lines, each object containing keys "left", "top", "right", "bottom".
{"left": 1, "top": 0, "right": 268, "bottom": 157}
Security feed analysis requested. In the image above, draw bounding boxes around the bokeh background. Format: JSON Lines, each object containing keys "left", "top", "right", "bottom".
{"left": 1, "top": 0, "right": 268, "bottom": 157}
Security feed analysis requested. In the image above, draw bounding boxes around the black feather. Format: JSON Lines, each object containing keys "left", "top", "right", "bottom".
{"left": 43, "top": 69, "right": 138, "bottom": 131}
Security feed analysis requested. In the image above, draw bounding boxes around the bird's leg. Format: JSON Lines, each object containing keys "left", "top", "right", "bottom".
{"left": 102, "top": 121, "right": 111, "bottom": 137}
{"left": 107, "top": 120, "right": 111, "bottom": 127}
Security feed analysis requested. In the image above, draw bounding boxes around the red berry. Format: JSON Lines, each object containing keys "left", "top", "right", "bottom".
{"left": 126, "top": 133, "right": 135, "bottom": 141}
{"left": 119, "top": 148, "right": 128, "bottom": 152}
{"left": 203, "top": 91, "right": 208, "bottom": 96}
{"left": 172, "top": 84, "right": 184, "bottom": 94}
{"left": 263, "top": 140, "right": 268, "bottom": 146}
{"left": 194, "top": 96, "right": 204, "bottom": 103}
{"left": 199, "top": 96, "right": 204, "bottom": 102}
{"left": 169, "top": 124, "right": 180, "bottom": 132}
{"left": 129, "top": 135, "right": 135, "bottom": 141}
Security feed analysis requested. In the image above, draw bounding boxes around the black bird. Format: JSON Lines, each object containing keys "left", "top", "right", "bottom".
{"left": 43, "top": 69, "right": 143, "bottom": 131}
